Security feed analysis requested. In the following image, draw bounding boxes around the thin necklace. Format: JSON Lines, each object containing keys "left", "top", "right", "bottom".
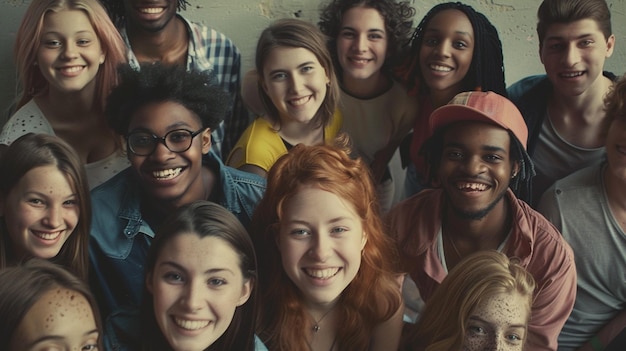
{"left": 310, "top": 307, "right": 334, "bottom": 333}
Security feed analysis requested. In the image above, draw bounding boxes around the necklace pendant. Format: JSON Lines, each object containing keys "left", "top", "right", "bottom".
{"left": 313, "top": 325, "right": 320, "bottom": 333}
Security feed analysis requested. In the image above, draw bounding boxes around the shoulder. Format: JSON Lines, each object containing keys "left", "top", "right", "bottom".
{"left": 507, "top": 75, "right": 550, "bottom": 103}
{"left": 231, "top": 119, "right": 285, "bottom": 171}
{"left": 90, "top": 169, "right": 136, "bottom": 213}
{"left": 0, "top": 100, "right": 53, "bottom": 144}
{"left": 387, "top": 190, "right": 441, "bottom": 242}
{"left": 183, "top": 16, "right": 240, "bottom": 53}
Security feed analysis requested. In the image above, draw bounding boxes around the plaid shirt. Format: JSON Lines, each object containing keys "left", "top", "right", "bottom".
{"left": 121, "top": 15, "right": 251, "bottom": 158}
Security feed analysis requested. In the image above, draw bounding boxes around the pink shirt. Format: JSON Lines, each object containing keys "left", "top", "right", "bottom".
{"left": 387, "top": 189, "right": 576, "bottom": 351}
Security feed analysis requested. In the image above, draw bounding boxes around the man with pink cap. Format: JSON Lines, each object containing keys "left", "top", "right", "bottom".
{"left": 387, "top": 91, "right": 576, "bottom": 351}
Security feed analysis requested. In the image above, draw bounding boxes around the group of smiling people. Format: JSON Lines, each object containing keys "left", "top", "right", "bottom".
{"left": 0, "top": 0, "right": 625, "bottom": 350}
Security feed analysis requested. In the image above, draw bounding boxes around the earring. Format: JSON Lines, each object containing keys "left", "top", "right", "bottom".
{"left": 511, "top": 172, "right": 517, "bottom": 179}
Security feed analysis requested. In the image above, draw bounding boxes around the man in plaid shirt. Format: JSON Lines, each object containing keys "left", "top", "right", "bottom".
{"left": 102, "top": 0, "right": 251, "bottom": 158}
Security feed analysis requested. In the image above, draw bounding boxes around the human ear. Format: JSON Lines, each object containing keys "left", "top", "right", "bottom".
{"left": 201, "top": 128, "right": 212, "bottom": 154}
{"left": 236, "top": 278, "right": 253, "bottom": 306}
{"left": 511, "top": 162, "right": 521, "bottom": 179}
{"left": 361, "top": 231, "right": 367, "bottom": 250}
{"left": 606, "top": 34, "right": 616, "bottom": 58}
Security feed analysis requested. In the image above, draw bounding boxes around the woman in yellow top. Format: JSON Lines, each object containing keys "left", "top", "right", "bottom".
{"left": 227, "top": 19, "right": 342, "bottom": 177}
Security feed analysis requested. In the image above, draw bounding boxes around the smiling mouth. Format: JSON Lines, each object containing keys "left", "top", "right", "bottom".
{"left": 152, "top": 167, "right": 183, "bottom": 180}
{"left": 303, "top": 267, "right": 341, "bottom": 279}
{"left": 560, "top": 71, "right": 584, "bottom": 78}
{"left": 349, "top": 57, "right": 371, "bottom": 64}
{"left": 456, "top": 182, "right": 489, "bottom": 191}
{"left": 289, "top": 95, "right": 312, "bottom": 107}
{"left": 139, "top": 7, "right": 164, "bottom": 14}
{"left": 429, "top": 64, "right": 453, "bottom": 72}
{"left": 58, "top": 66, "right": 85, "bottom": 74}
{"left": 32, "top": 230, "right": 62, "bottom": 241}
{"left": 173, "top": 317, "right": 210, "bottom": 330}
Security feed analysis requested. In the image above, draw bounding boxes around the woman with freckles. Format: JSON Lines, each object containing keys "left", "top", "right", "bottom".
{"left": 251, "top": 141, "right": 403, "bottom": 351}
{"left": 0, "top": 133, "right": 91, "bottom": 281}
{"left": 227, "top": 19, "right": 342, "bottom": 178}
{"left": 0, "top": 259, "right": 103, "bottom": 351}
{"left": 1, "top": 0, "right": 128, "bottom": 189}
{"left": 401, "top": 251, "right": 536, "bottom": 351}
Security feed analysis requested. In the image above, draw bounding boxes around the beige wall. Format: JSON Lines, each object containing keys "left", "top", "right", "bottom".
{"left": 1, "top": 0, "right": 625, "bottom": 123}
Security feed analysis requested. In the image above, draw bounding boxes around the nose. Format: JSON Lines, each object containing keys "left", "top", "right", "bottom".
{"left": 352, "top": 34, "right": 367, "bottom": 52}
{"left": 181, "top": 279, "right": 205, "bottom": 312}
{"left": 433, "top": 40, "right": 451, "bottom": 58}
{"left": 563, "top": 43, "right": 581, "bottom": 67}
{"left": 308, "top": 234, "right": 332, "bottom": 262}
{"left": 462, "top": 155, "right": 487, "bottom": 176}
{"left": 43, "top": 205, "right": 63, "bottom": 228}
{"left": 148, "top": 139, "right": 176, "bottom": 161}
{"left": 61, "top": 42, "right": 78, "bottom": 60}
{"left": 288, "top": 74, "right": 304, "bottom": 94}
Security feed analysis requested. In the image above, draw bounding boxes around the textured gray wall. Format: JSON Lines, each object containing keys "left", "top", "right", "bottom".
{"left": 1, "top": 0, "right": 625, "bottom": 124}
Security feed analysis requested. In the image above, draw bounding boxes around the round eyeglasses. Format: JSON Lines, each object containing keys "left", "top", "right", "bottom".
{"left": 126, "top": 128, "right": 205, "bottom": 156}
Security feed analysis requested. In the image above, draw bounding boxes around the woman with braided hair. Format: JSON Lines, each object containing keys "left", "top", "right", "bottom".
{"left": 399, "top": 2, "right": 507, "bottom": 195}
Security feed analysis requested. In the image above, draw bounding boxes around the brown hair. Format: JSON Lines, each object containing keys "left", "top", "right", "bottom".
{"left": 255, "top": 18, "right": 339, "bottom": 129}
{"left": 537, "top": 0, "right": 612, "bottom": 47}
{"left": 141, "top": 201, "right": 258, "bottom": 351}
{"left": 0, "top": 134, "right": 91, "bottom": 281}
{"left": 0, "top": 259, "right": 103, "bottom": 350}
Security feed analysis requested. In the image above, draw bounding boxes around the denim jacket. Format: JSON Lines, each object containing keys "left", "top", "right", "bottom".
{"left": 89, "top": 152, "right": 265, "bottom": 319}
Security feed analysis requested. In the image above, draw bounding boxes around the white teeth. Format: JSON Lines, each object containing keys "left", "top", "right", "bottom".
{"left": 289, "top": 96, "right": 311, "bottom": 106}
{"left": 60, "top": 66, "right": 83, "bottom": 73}
{"left": 140, "top": 7, "right": 164, "bottom": 14}
{"left": 152, "top": 168, "right": 182, "bottom": 179}
{"left": 33, "top": 231, "right": 61, "bottom": 240}
{"left": 350, "top": 58, "right": 370, "bottom": 64}
{"left": 457, "top": 182, "right": 488, "bottom": 191}
{"left": 304, "top": 268, "right": 340, "bottom": 279}
{"left": 174, "top": 318, "right": 210, "bottom": 330}
{"left": 430, "top": 64, "right": 452, "bottom": 72}
{"left": 561, "top": 71, "right": 584, "bottom": 78}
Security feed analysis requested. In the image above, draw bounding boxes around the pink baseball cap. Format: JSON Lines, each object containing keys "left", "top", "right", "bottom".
{"left": 429, "top": 91, "right": 528, "bottom": 149}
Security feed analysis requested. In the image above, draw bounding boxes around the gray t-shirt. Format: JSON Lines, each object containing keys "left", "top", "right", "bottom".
{"left": 538, "top": 163, "right": 626, "bottom": 350}
{"left": 532, "top": 113, "right": 604, "bottom": 205}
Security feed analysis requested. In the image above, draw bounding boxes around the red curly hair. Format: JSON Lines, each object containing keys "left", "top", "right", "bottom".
{"left": 251, "top": 141, "right": 401, "bottom": 350}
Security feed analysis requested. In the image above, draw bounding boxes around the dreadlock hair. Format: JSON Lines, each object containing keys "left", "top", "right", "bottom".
{"left": 100, "top": 0, "right": 190, "bottom": 27}
{"left": 318, "top": 0, "right": 415, "bottom": 79}
{"left": 399, "top": 2, "right": 506, "bottom": 97}
{"left": 422, "top": 125, "right": 535, "bottom": 201}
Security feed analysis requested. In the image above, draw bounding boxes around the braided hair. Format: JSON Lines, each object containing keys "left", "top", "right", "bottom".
{"left": 100, "top": 0, "right": 190, "bottom": 27}
{"left": 422, "top": 128, "right": 535, "bottom": 201}
{"left": 399, "top": 2, "right": 506, "bottom": 97}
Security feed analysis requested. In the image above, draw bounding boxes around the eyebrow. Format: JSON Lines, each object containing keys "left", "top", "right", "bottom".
{"left": 444, "top": 142, "right": 507, "bottom": 154}
{"left": 424, "top": 27, "right": 473, "bottom": 38}
{"left": 23, "top": 191, "right": 78, "bottom": 199}
{"left": 341, "top": 26, "right": 385, "bottom": 34}
{"left": 28, "top": 329, "right": 99, "bottom": 348}
{"left": 469, "top": 316, "right": 527, "bottom": 329}
{"left": 160, "top": 261, "right": 236, "bottom": 276}
{"left": 286, "top": 216, "right": 354, "bottom": 226}
{"left": 268, "top": 61, "right": 316, "bottom": 76}
{"left": 544, "top": 33, "right": 595, "bottom": 41}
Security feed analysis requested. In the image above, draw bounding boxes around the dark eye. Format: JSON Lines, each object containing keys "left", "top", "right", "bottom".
{"left": 168, "top": 131, "right": 191, "bottom": 144}
{"left": 77, "top": 39, "right": 91, "bottom": 46}
{"left": 446, "top": 151, "right": 463, "bottom": 160}
{"left": 423, "top": 37, "right": 438, "bottom": 47}
{"left": 340, "top": 31, "right": 355, "bottom": 39}
{"left": 208, "top": 278, "right": 227, "bottom": 287}
{"left": 164, "top": 272, "right": 184, "bottom": 284}
{"left": 453, "top": 41, "right": 468, "bottom": 49}
{"left": 130, "top": 134, "right": 153, "bottom": 146}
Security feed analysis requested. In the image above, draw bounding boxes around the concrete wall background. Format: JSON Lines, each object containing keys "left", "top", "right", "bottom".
{"left": 1, "top": 0, "right": 625, "bottom": 124}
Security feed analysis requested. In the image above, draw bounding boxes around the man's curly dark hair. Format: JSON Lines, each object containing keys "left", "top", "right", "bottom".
{"left": 318, "top": 0, "right": 415, "bottom": 77}
{"left": 105, "top": 63, "right": 228, "bottom": 135}
{"left": 100, "top": 0, "right": 191, "bottom": 27}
